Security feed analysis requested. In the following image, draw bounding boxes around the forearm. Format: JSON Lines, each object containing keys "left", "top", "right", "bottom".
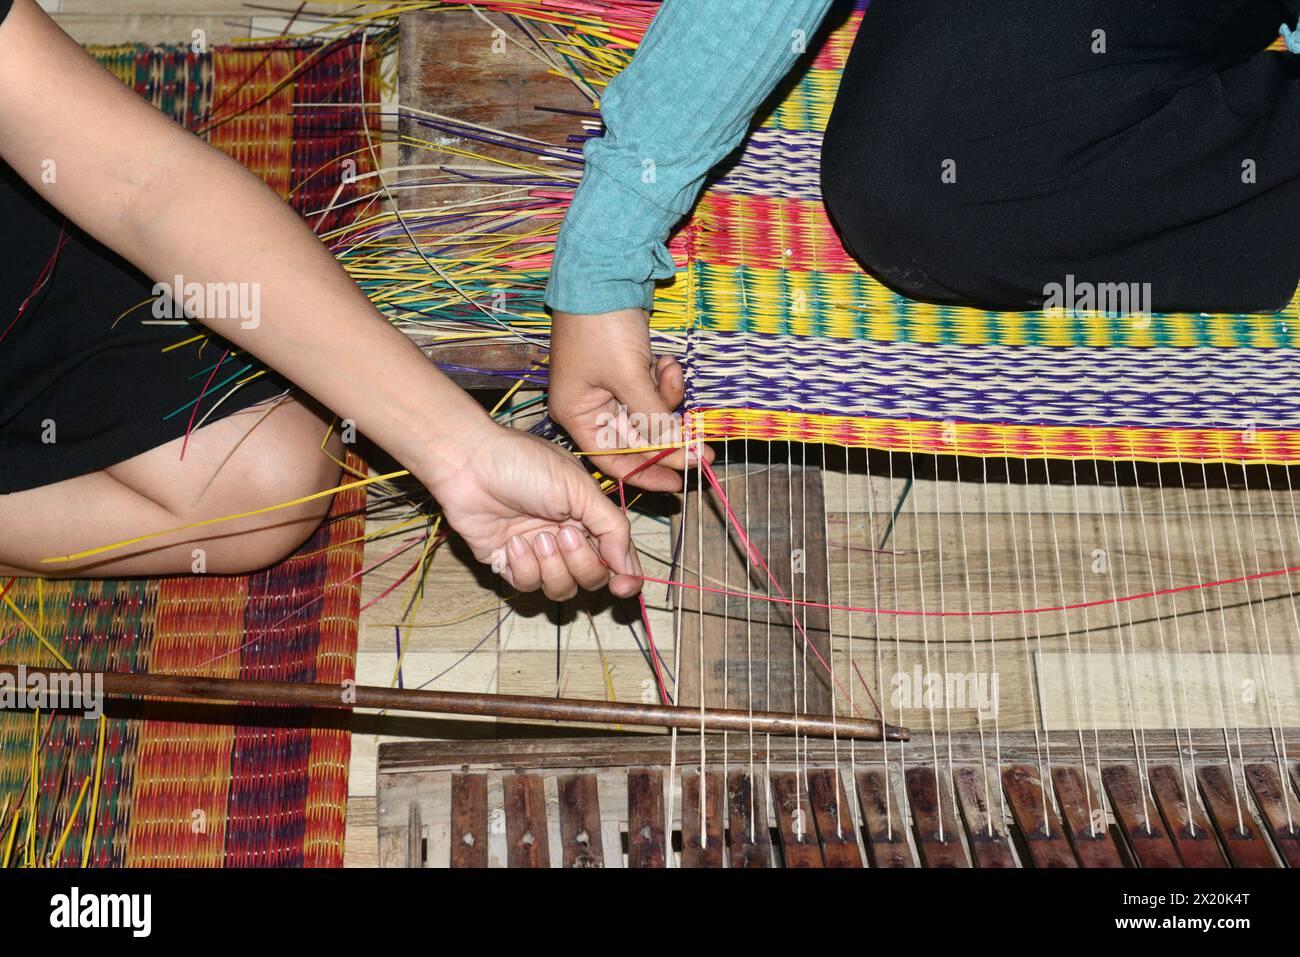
{"left": 545, "top": 0, "right": 835, "bottom": 315}
{"left": 121, "top": 144, "right": 490, "bottom": 483}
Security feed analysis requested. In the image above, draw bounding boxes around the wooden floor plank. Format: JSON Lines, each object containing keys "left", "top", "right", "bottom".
{"left": 1002, "top": 765, "right": 1077, "bottom": 868}
{"left": 675, "top": 462, "right": 833, "bottom": 715}
{"left": 770, "top": 771, "right": 824, "bottom": 867}
{"left": 726, "top": 770, "right": 773, "bottom": 868}
{"left": 627, "top": 768, "right": 667, "bottom": 868}
{"left": 681, "top": 771, "right": 726, "bottom": 868}
{"left": 406, "top": 801, "right": 423, "bottom": 869}
{"left": 377, "top": 827, "right": 406, "bottom": 870}
{"left": 855, "top": 770, "right": 914, "bottom": 867}
{"left": 449, "top": 774, "right": 488, "bottom": 869}
{"left": 906, "top": 767, "right": 970, "bottom": 868}
{"left": 1052, "top": 767, "right": 1124, "bottom": 868}
{"left": 503, "top": 773, "right": 550, "bottom": 868}
{"left": 953, "top": 767, "right": 1017, "bottom": 868}
{"left": 557, "top": 773, "right": 604, "bottom": 869}
{"left": 1196, "top": 765, "right": 1276, "bottom": 868}
{"left": 1154, "top": 764, "right": 1222, "bottom": 868}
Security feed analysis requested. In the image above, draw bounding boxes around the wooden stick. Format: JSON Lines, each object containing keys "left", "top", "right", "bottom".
{"left": 0, "top": 665, "right": 908, "bottom": 742}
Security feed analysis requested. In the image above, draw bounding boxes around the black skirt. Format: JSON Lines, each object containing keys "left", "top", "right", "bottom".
{"left": 820, "top": 0, "right": 1300, "bottom": 313}
{"left": 0, "top": 165, "right": 289, "bottom": 494}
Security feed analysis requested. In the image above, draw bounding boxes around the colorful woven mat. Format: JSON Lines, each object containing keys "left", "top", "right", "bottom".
{"left": 674, "top": 1, "right": 1300, "bottom": 463}
{"left": 0, "top": 454, "right": 365, "bottom": 867}
{"left": 0, "top": 37, "right": 379, "bottom": 868}
{"left": 88, "top": 35, "right": 381, "bottom": 232}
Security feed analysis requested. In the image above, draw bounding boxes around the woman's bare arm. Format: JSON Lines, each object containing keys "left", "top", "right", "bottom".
{"left": 0, "top": 0, "right": 641, "bottom": 599}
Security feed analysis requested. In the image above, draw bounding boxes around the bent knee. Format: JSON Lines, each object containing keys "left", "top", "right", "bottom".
{"left": 186, "top": 403, "right": 344, "bottom": 573}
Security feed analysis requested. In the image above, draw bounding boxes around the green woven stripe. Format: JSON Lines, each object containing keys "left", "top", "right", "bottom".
{"left": 691, "top": 262, "right": 1300, "bottom": 347}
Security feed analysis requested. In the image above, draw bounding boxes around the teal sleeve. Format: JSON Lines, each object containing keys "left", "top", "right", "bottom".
{"left": 544, "top": 0, "right": 836, "bottom": 315}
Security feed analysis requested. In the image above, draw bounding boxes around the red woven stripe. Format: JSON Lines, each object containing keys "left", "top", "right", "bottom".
{"left": 123, "top": 575, "right": 248, "bottom": 867}
{"left": 692, "top": 193, "right": 861, "bottom": 272}
{"left": 303, "top": 453, "right": 365, "bottom": 867}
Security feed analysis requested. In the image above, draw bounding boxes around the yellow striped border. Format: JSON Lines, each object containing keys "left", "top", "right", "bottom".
{"left": 687, "top": 408, "right": 1300, "bottom": 465}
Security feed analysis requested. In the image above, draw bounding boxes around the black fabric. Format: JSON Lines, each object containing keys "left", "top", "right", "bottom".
{"left": 0, "top": 0, "right": 287, "bottom": 494}
{"left": 821, "top": 0, "right": 1300, "bottom": 312}
{"left": 0, "top": 163, "right": 288, "bottom": 494}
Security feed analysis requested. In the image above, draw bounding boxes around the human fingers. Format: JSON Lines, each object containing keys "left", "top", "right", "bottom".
{"left": 532, "top": 530, "right": 578, "bottom": 601}
{"left": 556, "top": 525, "right": 611, "bottom": 592}
{"left": 569, "top": 476, "right": 642, "bottom": 598}
{"left": 504, "top": 533, "right": 541, "bottom": 592}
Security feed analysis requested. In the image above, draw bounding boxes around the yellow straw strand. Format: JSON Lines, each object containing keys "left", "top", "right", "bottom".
{"left": 1, "top": 594, "right": 72, "bottom": 669}
{"left": 82, "top": 716, "right": 107, "bottom": 868}
{"left": 389, "top": 516, "right": 443, "bottom": 689}
{"left": 3, "top": 808, "right": 19, "bottom": 869}
{"left": 41, "top": 468, "right": 409, "bottom": 564}
{"left": 25, "top": 709, "right": 38, "bottom": 867}
{"left": 49, "top": 778, "right": 91, "bottom": 867}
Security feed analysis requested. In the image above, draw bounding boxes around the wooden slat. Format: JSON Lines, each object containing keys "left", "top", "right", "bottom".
{"left": 627, "top": 768, "right": 667, "bottom": 868}
{"left": 426, "top": 341, "right": 547, "bottom": 391}
{"left": 1102, "top": 769, "right": 1185, "bottom": 868}
{"left": 449, "top": 774, "right": 488, "bottom": 869}
{"left": 377, "top": 827, "right": 406, "bottom": 869}
{"left": 675, "top": 462, "right": 833, "bottom": 715}
{"left": 726, "top": 770, "right": 773, "bottom": 868}
{"left": 905, "top": 767, "right": 970, "bottom": 868}
{"left": 397, "top": 9, "right": 589, "bottom": 198}
{"left": 952, "top": 767, "right": 1017, "bottom": 868}
{"left": 770, "top": 771, "right": 824, "bottom": 867}
{"left": 855, "top": 770, "right": 914, "bottom": 867}
{"left": 503, "top": 773, "right": 550, "bottom": 868}
{"left": 1154, "top": 764, "right": 1222, "bottom": 868}
{"left": 680, "top": 771, "right": 725, "bottom": 868}
{"left": 406, "top": 801, "right": 423, "bottom": 869}
{"left": 1244, "top": 763, "right": 1300, "bottom": 868}
{"left": 1002, "top": 765, "right": 1077, "bottom": 868}
{"left": 378, "top": 728, "right": 1291, "bottom": 775}
{"left": 1052, "top": 767, "right": 1124, "bottom": 868}
{"left": 1196, "top": 765, "right": 1276, "bottom": 868}
{"left": 557, "top": 773, "right": 604, "bottom": 869}
{"left": 806, "top": 769, "right": 863, "bottom": 868}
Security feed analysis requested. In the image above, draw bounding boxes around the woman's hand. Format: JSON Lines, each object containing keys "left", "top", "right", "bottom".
{"left": 549, "top": 308, "right": 713, "bottom": 491}
{"left": 418, "top": 420, "right": 644, "bottom": 601}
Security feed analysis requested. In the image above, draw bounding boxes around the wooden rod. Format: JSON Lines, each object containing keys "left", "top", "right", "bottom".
{"left": 0, "top": 665, "right": 909, "bottom": 742}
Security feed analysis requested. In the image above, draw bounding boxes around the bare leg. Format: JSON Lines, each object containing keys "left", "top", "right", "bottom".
{"left": 0, "top": 396, "right": 344, "bottom": 578}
